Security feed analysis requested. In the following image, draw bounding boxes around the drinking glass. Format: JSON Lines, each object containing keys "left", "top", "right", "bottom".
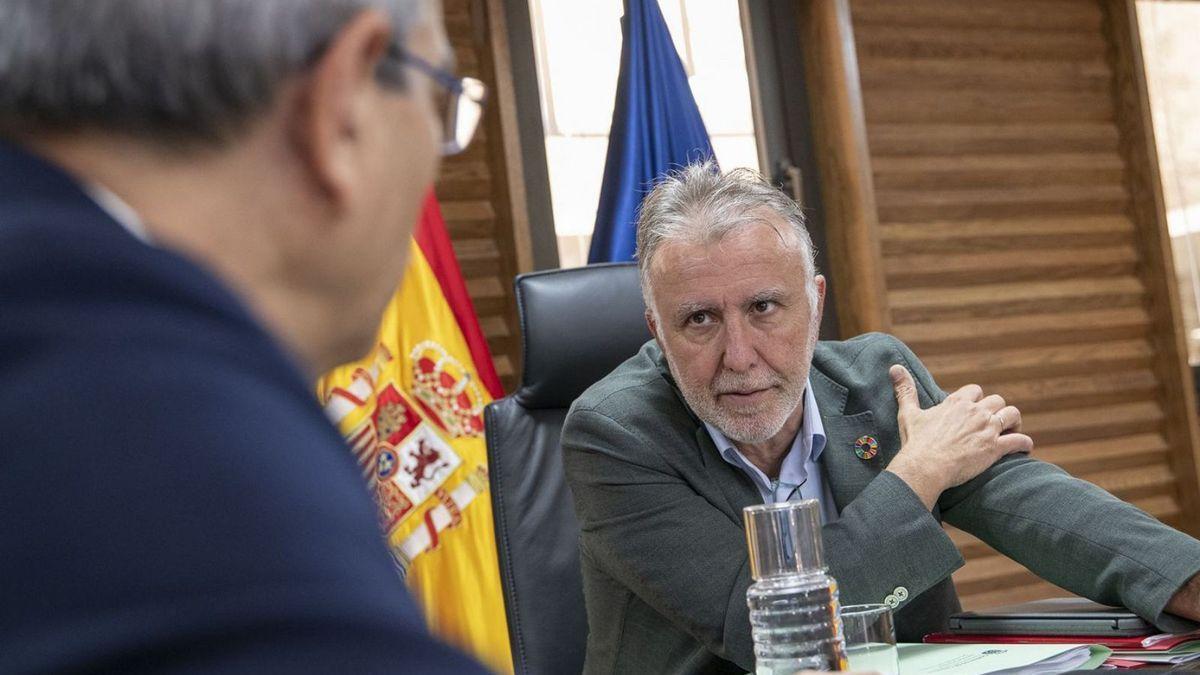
{"left": 841, "top": 603, "right": 899, "bottom": 675}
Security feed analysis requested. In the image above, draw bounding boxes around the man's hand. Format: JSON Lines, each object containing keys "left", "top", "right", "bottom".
{"left": 1166, "top": 571, "right": 1200, "bottom": 622}
{"left": 885, "top": 365, "right": 1033, "bottom": 510}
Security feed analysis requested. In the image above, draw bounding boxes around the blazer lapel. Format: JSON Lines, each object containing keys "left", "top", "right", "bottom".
{"left": 694, "top": 425, "right": 761, "bottom": 527}
{"left": 652, "top": 344, "right": 762, "bottom": 526}
{"left": 811, "top": 368, "right": 884, "bottom": 514}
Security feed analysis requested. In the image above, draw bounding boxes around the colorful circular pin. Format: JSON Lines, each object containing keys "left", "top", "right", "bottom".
{"left": 854, "top": 435, "right": 879, "bottom": 460}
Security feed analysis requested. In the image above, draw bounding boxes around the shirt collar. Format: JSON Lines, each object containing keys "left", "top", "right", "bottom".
{"left": 705, "top": 379, "right": 826, "bottom": 490}
{"left": 84, "top": 181, "right": 152, "bottom": 244}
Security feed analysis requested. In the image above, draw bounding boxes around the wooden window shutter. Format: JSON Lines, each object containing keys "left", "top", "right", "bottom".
{"left": 436, "top": 0, "right": 532, "bottom": 393}
{"left": 802, "top": 0, "right": 1200, "bottom": 609}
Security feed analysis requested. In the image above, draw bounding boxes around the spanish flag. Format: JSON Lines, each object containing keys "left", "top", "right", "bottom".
{"left": 318, "top": 193, "right": 512, "bottom": 673}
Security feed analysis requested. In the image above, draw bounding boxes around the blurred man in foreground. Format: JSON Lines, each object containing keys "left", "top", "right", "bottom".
{"left": 563, "top": 163, "right": 1200, "bottom": 674}
{"left": 0, "top": 0, "right": 488, "bottom": 671}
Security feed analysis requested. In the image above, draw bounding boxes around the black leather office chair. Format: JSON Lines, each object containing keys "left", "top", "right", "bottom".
{"left": 485, "top": 262, "right": 651, "bottom": 675}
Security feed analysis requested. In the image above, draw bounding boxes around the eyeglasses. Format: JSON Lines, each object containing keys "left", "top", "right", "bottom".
{"left": 378, "top": 45, "right": 487, "bottom": 156}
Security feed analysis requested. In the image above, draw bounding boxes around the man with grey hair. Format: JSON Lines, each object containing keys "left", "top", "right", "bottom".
{"left": 563, "top": 162, "right": 1200, "bottom": 674}
{"left": 0, "top": 0, "right": 487, "bottom": 671}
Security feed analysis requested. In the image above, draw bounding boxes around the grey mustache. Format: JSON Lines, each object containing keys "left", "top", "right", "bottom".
{"left": 712, "top": 379, "right": 782, "bottom": 395}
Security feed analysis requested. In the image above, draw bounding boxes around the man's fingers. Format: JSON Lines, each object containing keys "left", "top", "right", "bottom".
{"left": 950, "top": 383, "right": 984, "bottom": 402}
{"left": 980, "top": 394, "right": 1006, "bottom": 415}
{"left": 997, "top": 432, "right": 1033, "bottom": 456}
{"left": 993, "top": 405, "right": 1021, "bottom": 432}
{"left": 890, "top": 364, "right": 920, "bottom": 415}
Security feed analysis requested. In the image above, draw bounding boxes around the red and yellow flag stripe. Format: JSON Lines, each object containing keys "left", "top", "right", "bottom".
{"left": 318, "top": 193, "right": 512, "bottom": 673}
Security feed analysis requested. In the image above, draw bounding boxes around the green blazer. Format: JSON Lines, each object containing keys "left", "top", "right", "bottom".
{"left": 562, "top": 333, "right": 1200, "bottom": 674}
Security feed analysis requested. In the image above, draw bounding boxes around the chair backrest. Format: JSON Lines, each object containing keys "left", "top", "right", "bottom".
{"left": 485, "top": 262, "right": 651, "bottom": 675}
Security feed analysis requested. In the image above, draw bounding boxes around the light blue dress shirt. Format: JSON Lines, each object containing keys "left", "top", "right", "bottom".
{"left": 704, "top": 380, "right": 839, "bottom": 523}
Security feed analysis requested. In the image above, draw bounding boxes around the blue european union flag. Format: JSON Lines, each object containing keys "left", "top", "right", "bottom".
{"left": 587, "top": 0, "right": 717, "bottom": 264}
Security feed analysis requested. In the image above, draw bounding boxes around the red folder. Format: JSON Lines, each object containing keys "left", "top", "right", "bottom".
{"left": 923, "top": 630, "right": 1200, "bottom": 650}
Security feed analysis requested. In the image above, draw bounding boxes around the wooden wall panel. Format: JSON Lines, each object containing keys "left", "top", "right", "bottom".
{"left": 1105, "top": 0, "right": 1200, "bottom": 542}
{"left": 435, "top": 0, "right": 529, "bottom": 393}
{"left": 798, "top": 0, "right": 891, "bottom": 337}
{"left": 818, "top": 0, "right": 1200, "bottom": 610}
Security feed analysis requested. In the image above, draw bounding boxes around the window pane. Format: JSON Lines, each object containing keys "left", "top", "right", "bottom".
{"left": 1138, "top": 1, "right": 1200, "bottom": 364}
{"left": 530, "top": 0, "right": 760, "bottom": 268}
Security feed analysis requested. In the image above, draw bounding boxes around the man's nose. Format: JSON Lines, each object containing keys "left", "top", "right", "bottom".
{"left": 721, "top": 317, "right": 758, "bottom": 372}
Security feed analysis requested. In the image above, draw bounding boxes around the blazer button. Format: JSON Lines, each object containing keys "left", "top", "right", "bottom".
{"left": 884, "top": 594, "right": 899, "bottom": 609}
{"left": 894, "top": 586, "right": 909, "bottom": 602}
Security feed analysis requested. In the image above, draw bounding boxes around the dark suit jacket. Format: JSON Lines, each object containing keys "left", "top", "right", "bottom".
{"left": 0, "top": 141, "right": 484, "bottom": 673}
{"left": 563, "top": 335, "right": 1200, "bottom": 674}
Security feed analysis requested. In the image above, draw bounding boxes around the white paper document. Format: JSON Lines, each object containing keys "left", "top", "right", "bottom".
{"left": 893, "top": 642, "right": 1110, "bottom": 674}
{"left": 1110, "top": 651, "right": 1200, "bottom": 664}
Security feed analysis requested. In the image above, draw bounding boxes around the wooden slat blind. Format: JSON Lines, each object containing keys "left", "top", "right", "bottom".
{"left": 837, "top": 0, "right": 1200, "bottom": 609}
{"left": 435, "top": 0, "right": 528, "bottom": 393}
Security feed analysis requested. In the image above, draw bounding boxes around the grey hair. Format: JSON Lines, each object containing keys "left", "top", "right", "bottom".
{"left": 0, "top": 0, "right": 422, "bottom": 144}
{"left": 636, "top": 161, "right": 818, "bottom": 313}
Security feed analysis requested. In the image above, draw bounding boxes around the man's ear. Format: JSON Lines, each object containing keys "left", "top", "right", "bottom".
{"left": 814, "top": 274, "right": 827, "bottom": 322}
{"left": 290, "top": 9, "right": 393, "bottom": 206}
{"left": 645, "top": 308, "right": 659, "bottom": 342}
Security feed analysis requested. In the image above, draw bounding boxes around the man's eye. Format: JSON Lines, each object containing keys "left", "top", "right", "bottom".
{"left": 753, "top": 301, "right": 774, "bottom": 313}
{"left": 688, "top": 312, "right": 710, "bottom": 326}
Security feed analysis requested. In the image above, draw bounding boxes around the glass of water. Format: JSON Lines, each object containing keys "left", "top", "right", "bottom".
{"left": 841, "top": 603, "right": 899, "bottom": 675}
